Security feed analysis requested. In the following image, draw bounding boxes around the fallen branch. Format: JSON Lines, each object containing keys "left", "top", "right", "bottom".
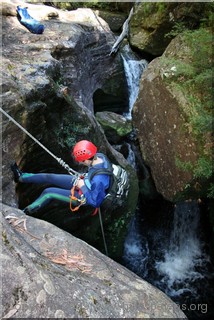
{"left": 109, "top": 7, "right": 133, "bottom": 55}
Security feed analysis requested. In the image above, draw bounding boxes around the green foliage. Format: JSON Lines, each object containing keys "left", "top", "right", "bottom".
{"left": 162, "top": 57, "right": 195, "bottom": 78}
{"left": 184, "top": 29, "right": 212, "bottom": 71}
{"left": 141, "top": 2, "right": 167, "bottom": 17}
{"left": 194, "top": 157, "right": 213, "bottom": 179}
{"left": 176, "top": 155, "right": 213, "bottom": 182}
{"left": 175, "top": 158, "right": 193, "bottom": 173}
{"left": 166, "top": 2, "right": 214, "bottom": 37}
{"left": 187, "top": 98, "right": 213, "bottom": 135}
{"left": 156, "top": 2, "right": 167, "bottom": 14}
{"left": 165, "top": 22, "right": 188, "bottom": 38}
{"left": 200, "top": 2, "right": 214, "bottom": 28}
{"left": 141, "top": 3, "right": 153, "bottom": 16}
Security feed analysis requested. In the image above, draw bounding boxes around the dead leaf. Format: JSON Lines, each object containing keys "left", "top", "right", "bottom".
{"left": 45, "top": 249, "right": 92, "bottom": 273}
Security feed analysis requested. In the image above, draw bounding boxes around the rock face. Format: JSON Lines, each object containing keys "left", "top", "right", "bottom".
{"left": 95, "top": 111, "right": 132, "bottom": 143}
{"left": 129, "top": 2, "right": 209, "bottom": 56}
{"left": 1, "top": 0, "right": 138, "bottom": 259}
{"left": 2, "top": 205, "right": 187, "bottom": 319}
{"left": 96, "top": 10, "right": 127, "bottom": 32}
{"left": 132, "top": 33, "right": 210, "bottom": 201}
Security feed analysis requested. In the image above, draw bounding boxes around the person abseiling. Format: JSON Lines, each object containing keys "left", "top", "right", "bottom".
{"left": 11, "top": 140, "right": 113, "bottom": 215}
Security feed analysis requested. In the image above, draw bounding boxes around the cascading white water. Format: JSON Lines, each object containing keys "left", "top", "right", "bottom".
{"left": 121, "top": 45, "right": 148, "bottom": 119}
{"left": 155, "top": 201, "right": 210, "bottom": 297}
{"left": 123, "top": 200, "right": 214, "bottom": 319}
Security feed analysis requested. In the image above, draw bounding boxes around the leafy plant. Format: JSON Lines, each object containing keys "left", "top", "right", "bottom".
{"left": 175, "top": 158, "right": 193, "bottom": 173}
{"left": 194, "top": 157, "right": 213, "bottom": 180}
{"left": 165, "top": 22, "right": 187, "bottom": 37}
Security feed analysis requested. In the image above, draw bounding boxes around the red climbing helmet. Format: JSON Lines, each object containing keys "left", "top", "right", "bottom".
{"left": 72, "top": 140, "right": 97, "bottom": 162}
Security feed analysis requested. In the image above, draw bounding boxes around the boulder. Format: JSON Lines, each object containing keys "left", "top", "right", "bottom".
{"left": 1, "top": 204, "right": 187, "bottom": 319}
{"left": 132, "top": 32, "right": 212, "bottom": 201}
{"left": 95, "top": 111, "right": 132, "bottom": 143}
{"left": 95, "top": 10, "right": 127, "bottom": 32}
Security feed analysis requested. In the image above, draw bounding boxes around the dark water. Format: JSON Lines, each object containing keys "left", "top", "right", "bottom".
{"left": 122, "top": 199, "right": 214, "bottom": 320}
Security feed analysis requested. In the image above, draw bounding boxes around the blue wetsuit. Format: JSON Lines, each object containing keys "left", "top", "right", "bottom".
{"left": 20, "top": 153, "right": 111, "bottom": 213}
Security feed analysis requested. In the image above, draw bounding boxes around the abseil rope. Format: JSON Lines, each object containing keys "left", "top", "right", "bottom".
{"left": 98, "top": 208, "right": 108, "bottom": 256}
{"left": 0, "top": 107, "right": 79, "bottom": 176}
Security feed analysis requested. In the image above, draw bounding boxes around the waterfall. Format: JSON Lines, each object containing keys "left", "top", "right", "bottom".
{"left": 123, "top": 200, "right": 214, "bottom": 319}
{"left": 155, "top": 201, "right": 212, "bottom": 298}
{"left": 121, "top": 45, "right": 148, "bottom": 119}
{"left": 123, "top": 211, "right": 149, "bottom": 278}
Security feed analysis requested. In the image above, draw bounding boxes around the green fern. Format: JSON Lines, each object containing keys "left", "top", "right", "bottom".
{"left": 194, "top": 157, "right": 213, "bottom": 179}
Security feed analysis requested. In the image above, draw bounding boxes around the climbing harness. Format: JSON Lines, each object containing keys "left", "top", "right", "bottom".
{"left": 70, "top": 179, "right": 86, "bottom": 212}
{"left": 0, "top": 107, "right": 79, "bottom": 176}
{"left": 69, "top": 182, "right": 108, "bottom": 256}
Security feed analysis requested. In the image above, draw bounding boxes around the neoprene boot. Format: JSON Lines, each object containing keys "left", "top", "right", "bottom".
{"left": 23, "top": 207, "right": 30, "bottom": 215}
{"left": 23, "top": 204, "right": 41, "bottom": 216}
{"left": 10, "top": 162, "right": 22, "bottom": 183}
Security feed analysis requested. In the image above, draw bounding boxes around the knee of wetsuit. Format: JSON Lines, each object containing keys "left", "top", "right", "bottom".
{"left": 42, "top": 188, "right": 54, "bottom": 196}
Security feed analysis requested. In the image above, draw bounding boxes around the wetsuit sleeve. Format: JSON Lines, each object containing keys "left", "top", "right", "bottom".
{"left": 80, "top": 179, "right": 107, "bottom": 208}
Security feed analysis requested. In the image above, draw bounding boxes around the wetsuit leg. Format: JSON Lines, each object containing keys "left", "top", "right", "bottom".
{"left": 20, "top": 173, "right": 76, "bottom": 189}
{"left": 27, "top": 187, "right": 73, "bottom": 212}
